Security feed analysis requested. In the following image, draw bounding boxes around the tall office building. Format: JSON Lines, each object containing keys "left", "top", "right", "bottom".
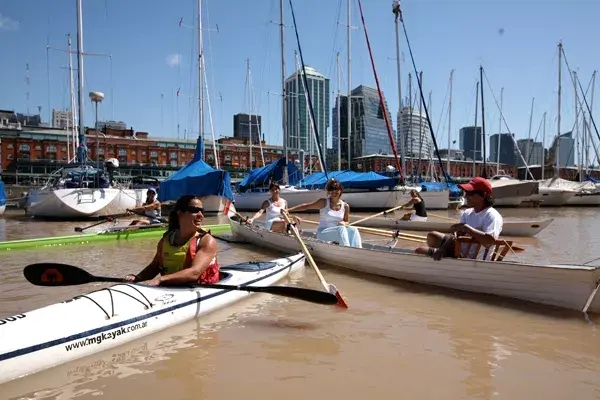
{"left": 332, "top": 85, "right": 394, "bottom": 163}
{"left": 397, "top": 106, "right": 432, "bottom": 159}
{"left": 52, "top": 109, "right": 73, "bottom": 130}
{"left": 516, "top": 138, "right": 545, "bottom": 166}
{"left": 459, "top": 126, "right": 483, "bottom": 161}
{"left": 285, "top": 66, "right": 330, "bottom": 156}
{"left": 489, "top": 133, "right": 516, "bottom": 165}
{"left": 233, "top": 113, "right": 262, "bottom": 145}
{"left": 548, "top": 131, "right": 575, "bottom": 166}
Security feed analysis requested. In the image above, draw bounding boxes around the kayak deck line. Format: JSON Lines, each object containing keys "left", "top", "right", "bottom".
{"left": 0, "top": 223, "right": 231, "bottom": 252}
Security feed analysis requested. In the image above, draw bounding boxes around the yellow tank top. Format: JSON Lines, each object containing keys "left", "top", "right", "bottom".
{"left": 161, "top": 232, "right": 199, "bottom": 275}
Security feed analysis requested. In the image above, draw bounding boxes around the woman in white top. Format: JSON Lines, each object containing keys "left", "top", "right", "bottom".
{"left": 246, "top": 182, "right": 290, "bottom": 232}
{"left": 286, "top": 178, "right": 362, "bottom": 248}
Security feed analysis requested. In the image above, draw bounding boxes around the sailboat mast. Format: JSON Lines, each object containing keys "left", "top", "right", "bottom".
{"left": 337, "top": 52, "right": 341, "bottom": 170}
{"left": 588, "top": 71, "right": 596, "bottom": 175}
{"left": 280, "top": 0, "right": 288, "bottom": 184}
{"left": 472, "top": 81, "right": 479, "bottom": 177}
{"left": 526, "top": 97, "right": 534, "bottom": 179}
{"left": 393, "top": 0, "right": 404, "bottom": 174}
{"left": 479, "top": 65, "right": 486, "bottom": 178}
{"left": 67, "top": 34, "right": 77, "bottom": 161}
{"left": 198, "top": 0, "right": 204, "bottom": 157}
{"left": 542, "top": 111, "right": 547, "bottom": 180}
{"left": 495, "top": 87, "right": 503, "bottom": 175}
{"left": 246, "top": 58, "right": 253, "bottom": 169}
{"left": 574, "top": 71, "right": 581, "bottom": 181}
{"left": 447, "top": 70, "right": 453, "bottom": 177}
{"left": 346, "top": 0, "right": 351, "bottom": 169}
{"left": 75, "top": 0, "right": 86, "bottom": 164}
{"left": 556, "top": 41, "right": 562, "bottom": 178}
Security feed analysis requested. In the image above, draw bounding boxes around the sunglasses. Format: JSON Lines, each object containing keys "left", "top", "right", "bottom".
{"left": 464, "top": 190, "right": 484, "bottom": 197}
{"left": 182, "top": 206, "right": 204, "bottom": 214}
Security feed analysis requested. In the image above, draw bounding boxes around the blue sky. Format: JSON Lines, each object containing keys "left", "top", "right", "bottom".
{"left": 0, "top": 0, "right": 598, "bottom": 154}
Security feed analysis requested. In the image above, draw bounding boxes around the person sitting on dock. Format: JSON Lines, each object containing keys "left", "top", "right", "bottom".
{"left": 415, "top": 177, "right": 503, "bottom": 261}
{"left": 246, "top": 182, "right": 292, "bottom": 232}
{"left": 285, "top": 178, "right": 362, "bottom": 248}
{"left": 124, "top": 195, "right": 219, "bottom": 286}
{"left": 399, "top": 189, "right": 427, "bottom": 221}
{"left": 127, "top": 187, "right": 163, "bottom": 226}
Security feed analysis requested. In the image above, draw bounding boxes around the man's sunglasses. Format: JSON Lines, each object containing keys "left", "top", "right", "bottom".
{"left": 182, "top": 206, "right": 204, "bottom": 214}
{"left": 464, "top": 190, "right": 485, "bottom": 197}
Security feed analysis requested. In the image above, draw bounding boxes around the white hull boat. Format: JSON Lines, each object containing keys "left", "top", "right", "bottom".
{"left": 566, "top": 191, "right": 600, "bottom": 206}
{"left": 348, "top": 216, "right": 553, "bottom": 237}
{"left": 526, "top": 186, "right": 576, "bottom": 206}
{"left": 0, "top": 205, "right": 5, "bottom": 216}
{"left": 202, "top": 195, "right": 228, "bottom": 213}
{"left": 25, "top": 188, "right": 146, "bottom": 219}
{"left": 229, "top": 218, "right": 600, "bottom": 314}
{"left": 234, "top": 186, "right": 325, "bottom": 211}
{"left": 0, "top": 253, "right": 306, "bottom": 385}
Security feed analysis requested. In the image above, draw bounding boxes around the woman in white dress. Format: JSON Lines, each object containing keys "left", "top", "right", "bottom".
{"left": 246, "top": 182, "right": 290, "bottom": 232}
{"left": 286, "top": 178, "right": 362, "bottom": 248}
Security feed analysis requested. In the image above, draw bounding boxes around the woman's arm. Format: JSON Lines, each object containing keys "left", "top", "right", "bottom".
{"left": 247, "top": 200, "right": 269, "bottom": 223}
{"left": 158, "top": 235, "right": 218, "bottom": 285}
{"left": 342, "top": 203, "right": 350, "bottom": 224}
{"left": 126, "top": 242, "right": 162, "bottom": 281}
{"left": 287, "top": 198, "right": 325, "bottom": 213}
{"left": 129, "top": 200, "right": 161, "bottom": 212}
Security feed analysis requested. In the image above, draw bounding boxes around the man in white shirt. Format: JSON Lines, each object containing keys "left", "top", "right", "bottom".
{"left": 415, "top": 177, "right": 503, "bottom": 261}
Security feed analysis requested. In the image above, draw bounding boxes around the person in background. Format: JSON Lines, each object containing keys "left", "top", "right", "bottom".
{"left": 128, "top": 187, "right": 162, "bottom": 226}
{"left": 285, "top": 178, "right": 362, "bottom": 248}
{"left": 124, "top": 195, "right": 219, "bottom": 286}
{"left": 399, "top": 189, "right": 428, "bottom": 221}
{"left": 246, "top": 182, "right": 294, "bottom": 232}
{"left": 415, "top": 177, "right": 503, "bottom": 261}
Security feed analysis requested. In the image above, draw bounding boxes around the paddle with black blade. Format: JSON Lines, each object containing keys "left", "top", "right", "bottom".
{"left": 23, "top": 263, "right": 338, "bottom": 306}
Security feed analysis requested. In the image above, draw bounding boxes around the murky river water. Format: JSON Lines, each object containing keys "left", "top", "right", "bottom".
{"left": 0, "top": 207, "right": 599, "bottom": 399}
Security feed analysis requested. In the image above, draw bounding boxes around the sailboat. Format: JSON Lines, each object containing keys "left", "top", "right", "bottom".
{"left": 25, "top": 0, "right": 145, "bottom": 219}
{"left": 157, "top": 0, "right": 234, "bottom": 213}
{"left": 0, "top": 178, "right": 6, "bottom": 215}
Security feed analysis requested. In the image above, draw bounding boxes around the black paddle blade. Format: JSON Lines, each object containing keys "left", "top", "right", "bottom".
{"left": 253, "top": 285, "right": 338, "bottom": 305}
{"left": 24, "top": 263, "right": 97, "bottom": 286}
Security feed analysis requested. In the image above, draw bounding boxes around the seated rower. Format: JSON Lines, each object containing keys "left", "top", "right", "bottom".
{"left": 415, "top": 177, "right": 503, "bottom": 261}
{"left": 246, "top": 182, "right": 292, "bottom": 232}
{"left": 400, "top": 189, "right": 427, "bottom": 221}
{"left": 285, "top": 178, "right": 362, "bottom": 248}
{"left": 128, "top": 187, "right": 163, "bottom": 226}
{"left": 124, "top": 195, "right": 219, "bottom": 286}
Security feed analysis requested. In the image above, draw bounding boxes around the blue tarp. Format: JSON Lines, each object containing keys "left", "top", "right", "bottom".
{"left": 420, "top": 182, "right": 461, "bottom": 197}
{"left": 158, "top": 138, "right": 234, "bottom": 202}
{"left": 238, "top": 158, "right": 301, "bottom": 193}
{"left": 298, "top": 170, "right": 399, "bottom": 190}
{"left": 0, "top": 180, "right": 5, "bottom": 206}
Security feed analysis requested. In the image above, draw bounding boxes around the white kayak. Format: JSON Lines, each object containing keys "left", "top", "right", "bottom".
{"left": 0, "top": 253, "right": 306, "bottom": 385}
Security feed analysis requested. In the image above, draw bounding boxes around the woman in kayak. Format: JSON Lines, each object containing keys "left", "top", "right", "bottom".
{"left": 127, "top": 187, "right": 163, "bottom": 226}
{"left": 285, "top": 178, "right": 362, "bottom": 248}
{"left": 399, "top": 189, "right": 427, "bottom": 221}
{"left": 246, "top": 182, "right": 297, "bottom": 232}
{"left": 124, "top": 195, "right": 219, "bottom": 286}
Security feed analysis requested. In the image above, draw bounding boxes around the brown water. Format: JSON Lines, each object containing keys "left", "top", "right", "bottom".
{"left": 0, "top": 208, "right": 599, "bottom": 399}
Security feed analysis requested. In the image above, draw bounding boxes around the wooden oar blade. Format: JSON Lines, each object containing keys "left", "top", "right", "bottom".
{"left": 328, "top": 283, "right": 349, "bottom": 308}
{"left": 24, "top": 263, "right": 97, "bottom": 286}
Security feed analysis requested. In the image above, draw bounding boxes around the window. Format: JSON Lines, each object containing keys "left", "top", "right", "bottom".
{"left": 142, "top": 151, "right": 146, "bottom": 156}
{"left": 19, "top": 144, "right": 30, "bottom": 151}
{"left": 7, "top": 143, "right": 13, "bottom": 149}
{"left": 118, "top": 149, "right": 127, "bottom": 156}
{"left": 150, "top": 151, "right": 158, "bottom": 158}
{"left": 98, "top": 148, "right": 105, "bottom": 155}
{"left": 61, "top": 147, "right": 67, "bottom": 152}
{"left": 170, "top": 160, "right": 178, "bottom": 167}
{"left": 46, "top": 145, "right": 57, "bottom": 153}
{"left": 131, "top": 150, "right": 136, "bottom": 155}
{"left": 170, "top": 152, "right": 177, "bottom": 159}
{"left": 35, "top": 145, "right": 41, "bottom": 150}
{"left": 7, "top": 154, "right": 14, "bottom": 160}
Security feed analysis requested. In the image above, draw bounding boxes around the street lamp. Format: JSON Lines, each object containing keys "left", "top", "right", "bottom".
{"left": 89, "top": 91, "right": 104, "bottom": 166}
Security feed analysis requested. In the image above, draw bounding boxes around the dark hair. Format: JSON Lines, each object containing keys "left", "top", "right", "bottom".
{"left": 325, "top": 178, "right": 343, "bottom": 193}
{"left": 410, "top": 189, "right": 422, "bottom": 200}
{"left": 166, "top": 195, "right": 202, "bottom": 233}
{"left": 269, "top": 182, "right": 280, "bottom": 191}
{"left": 483, "top": 195, "right": 495, "bottom": 208}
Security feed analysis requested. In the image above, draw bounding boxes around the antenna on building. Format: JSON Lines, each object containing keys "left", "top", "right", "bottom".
{"left": 38, "top": 106, "right": 42, "bottom": 123}
{"left": 25, "top": 62, "right": 31, "bottom": 125}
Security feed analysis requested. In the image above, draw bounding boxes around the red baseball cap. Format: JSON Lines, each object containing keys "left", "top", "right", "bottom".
{"left": 459, "top": 177, "right": 493, "bottom": 196}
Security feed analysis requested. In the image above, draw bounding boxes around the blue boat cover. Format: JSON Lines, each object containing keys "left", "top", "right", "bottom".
{"left": 158, "top": 138, "right": 234, "bottom": 202}
{"left": 420, "top": 181, "right": 460, "bottom": 197}
{"left": 238, "top": 158, "right": 300, "bottom": 192}
{"left": 298, "top": 170, "right": 399, "bottom": 190}
{"left": 0, "top": 180, "right": 5, "bottom": 206}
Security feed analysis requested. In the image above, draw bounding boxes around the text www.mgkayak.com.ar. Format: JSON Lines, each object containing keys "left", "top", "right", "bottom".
{"left": 65, "top": 322, "right": 148, "bottom": 351}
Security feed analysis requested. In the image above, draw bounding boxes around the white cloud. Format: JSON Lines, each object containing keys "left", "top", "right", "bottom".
{"left": 0, "top": 13, "right": 19, "bottom": 30}
{"left": 166, "top": 53, "right": 182, "bottom": 68}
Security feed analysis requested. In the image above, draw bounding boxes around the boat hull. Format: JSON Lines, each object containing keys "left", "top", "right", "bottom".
{"left": 526, "top": 187, "right": 576, "bottom": 206}
{"left": 349, "top": 216, "right": 553, "bottom": 237}
{"left": 566, "top": 192, "right": 600, "bottom": 206}
{"left": 0, "top": 205, "right": 5, "bottom": 215}
{"left": 25, "top": 188, "right": 146, "bottom": 219}
{"left": 230, "top": 219, "right": 600, "bottom": 313}
{"left": 0, "top": 253, "right": 306, "bottom": 384}
{"left": 233, "top": 187, "right": 325, "bottom": 211}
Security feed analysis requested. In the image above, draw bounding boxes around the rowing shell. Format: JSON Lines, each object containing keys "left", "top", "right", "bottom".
{"left": 349, "top": 216, "right": 554, "bottom": 237}
{"left": 0, "top": 223, "right": 231, "bottom": 252}
{"left": 0, "top": 252, "right": 305, "bottom": 384}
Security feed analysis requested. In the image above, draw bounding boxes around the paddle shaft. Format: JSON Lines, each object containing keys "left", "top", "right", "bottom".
{"left": 75, "top": 219, "right": 115, "bottom": 232}
{"left": 348, "top": 204, "right": 406, "bottom": 226}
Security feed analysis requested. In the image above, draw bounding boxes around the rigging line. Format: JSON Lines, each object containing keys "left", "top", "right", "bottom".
{"left": 205, "top": 0, "right": 219, "bottom": 137}
{"left": 396, "top": 6, "right": 448, "bottom": 184}
{"left": 561, "top": 47, "right": 600, "bottom": 148}
{"left": 255, "top": 0, "right": 276, "bottom": 115}
{"left": 356, "top": 0, "right": 403, "bottom": 180}
{"left": 326, "top": 0, "right": 344, "bottom": 82}
{"left": 481, "top": 68, "right": 535, "bottom": 179}
{"left": 288, "top": 0, "right": 328, "bottom": 177}
{"left": 433, "top": 74, "right": 451, "bottom": 147}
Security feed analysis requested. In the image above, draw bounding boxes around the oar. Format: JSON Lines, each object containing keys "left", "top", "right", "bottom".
{"left": 348, "top": 204, "right": 406, "bottom": 226}
{"left": 428, "top": 212, "right": 459, "bottom": 222}
{"left": 74, "top": 217, "right": 120, "bottom": 232}
{"left": 22, "top": 263, "right": 338, "bottom": 306}
{"left": 298, "top": 219, "right": 427, "bottom": 244}
{"left": 281, "top": 211, "right": 349, "bottom": 308}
